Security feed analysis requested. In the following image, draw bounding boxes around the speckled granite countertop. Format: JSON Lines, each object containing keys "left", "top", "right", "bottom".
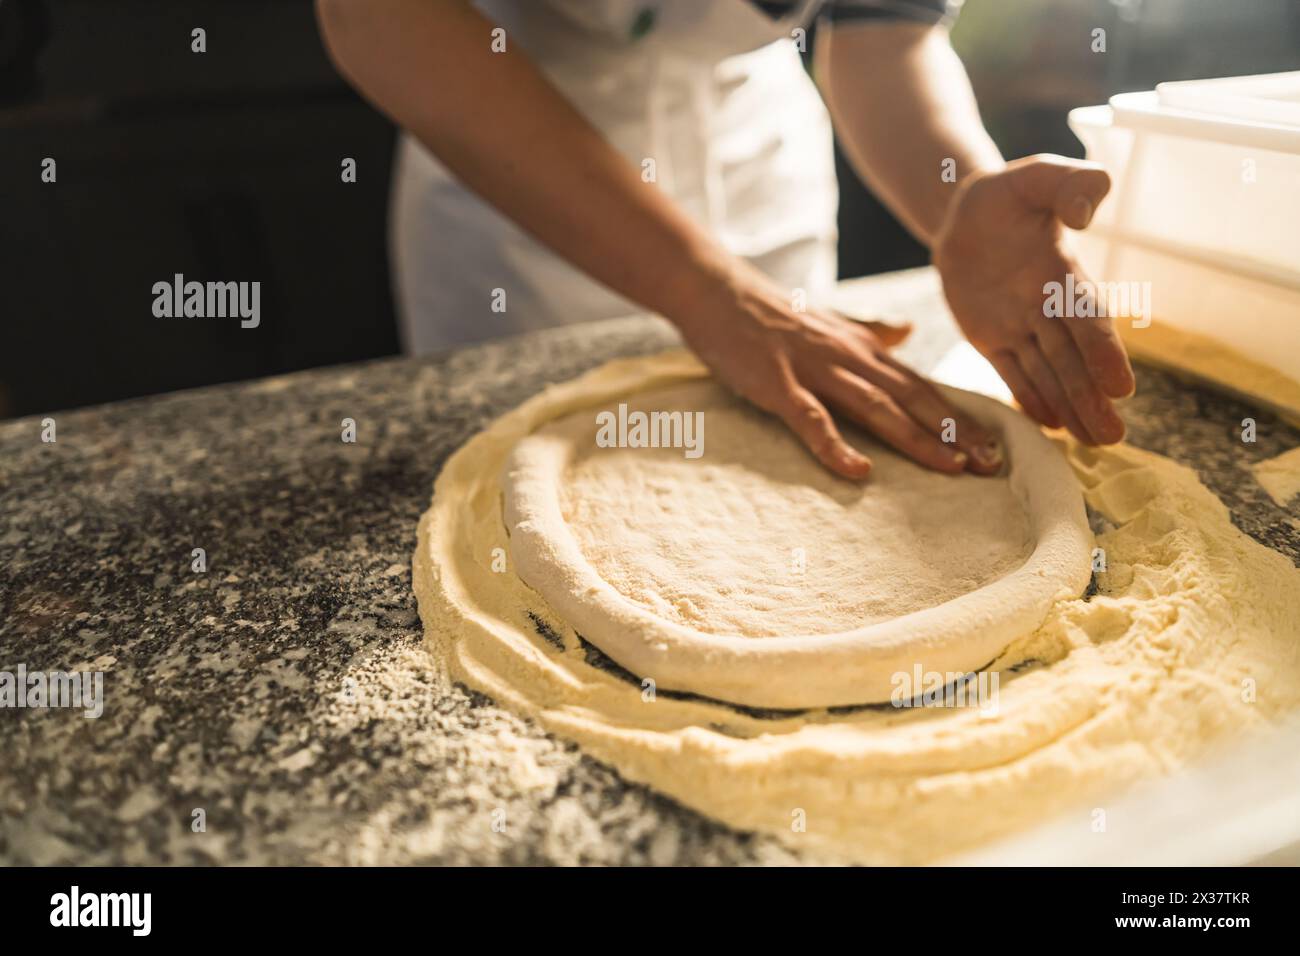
{"left": 2, "top": 269, "right": 1297, "bottom": 865}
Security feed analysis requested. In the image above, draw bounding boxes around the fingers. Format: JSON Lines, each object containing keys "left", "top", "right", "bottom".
{"left": 771, "top": 382, "right": 874, "bottom": 479}
{"left": 858, "top": 319, "right": 913, "bottom": 348}
{"left": 987, "top": 350, "right": 1058, "bottom": 428}
{"left": 1005, "top": 154, "right": 1112, "bottom": 227}
{"left": 822, "top": 325, "right": 1004, "bottom": 475}
{"left": 1012, "top": 334, "right": 1100, "bottom": 444}
{"left": 863, "top": 355, "right": 1004, "bottom": 474}
{"left": 1058, "top": 266, "right": 1137, "bottom": 398}
{"left": 1014, "top": 344, "right": 1091, "bottom": 442}
{"left": 1053, "top": 166, "right": 1111, "bottom": 230}
{"left": 1031, "top": 316, "right": 1126, "bottom": 443}
{"left": 820, "top": 368, "right": 969, "bottom": 475}
{"left": 827, "top": 309, "right": 912, "bottom": 349}
{"left": 1063, "top": 310, "right": 1136, "bottom": 399}
{"left": 760, "top": 310, "right": 1014, "bottom": 478}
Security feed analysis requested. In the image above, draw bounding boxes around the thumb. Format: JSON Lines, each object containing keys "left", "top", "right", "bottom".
{"left": 1005, "top": 155, "right": 1111, "bottom": 230}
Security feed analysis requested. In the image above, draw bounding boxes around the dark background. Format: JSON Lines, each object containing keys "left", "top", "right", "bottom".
{"left": 2, "top": 0, "right": 1298, "bottom": 419}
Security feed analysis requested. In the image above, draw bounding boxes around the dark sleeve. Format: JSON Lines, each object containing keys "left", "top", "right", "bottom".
{"left": 820, "top": 0, "right": 962, "bottom": 26}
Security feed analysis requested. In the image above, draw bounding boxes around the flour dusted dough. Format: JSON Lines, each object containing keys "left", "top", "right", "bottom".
{"left": 413, "top": 350, "right": 1300, "bottom": 863}
{"left": 501, "top": 375, "right": 1092, "bottom": 708}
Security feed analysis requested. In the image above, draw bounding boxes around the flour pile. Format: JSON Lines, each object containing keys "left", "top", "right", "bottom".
{"left": 413, "top": 351, "right": 1300, "bottom": 863}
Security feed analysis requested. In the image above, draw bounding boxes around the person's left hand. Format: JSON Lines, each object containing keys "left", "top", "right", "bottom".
{"left": 669, "top": 272, "right": 1005, "bottom": 479}
{"left": 933, "top": 154, "right": 1135, "bottom": 444}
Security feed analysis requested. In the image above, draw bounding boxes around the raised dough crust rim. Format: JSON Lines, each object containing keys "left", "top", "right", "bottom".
{"left": 499, "top": 357, "right": 1094, "bottom": 709}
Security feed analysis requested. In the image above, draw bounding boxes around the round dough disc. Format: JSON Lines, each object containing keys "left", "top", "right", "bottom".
{"left": 502, "top": 379, "right": 1092, "bottom": 709}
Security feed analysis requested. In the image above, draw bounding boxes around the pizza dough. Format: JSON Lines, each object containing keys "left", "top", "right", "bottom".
{"left": 501, "top": 377, "right": 1092, "bottom": 708}
{"left": 412, "top": 350, "right": 1300, "bottom": 862}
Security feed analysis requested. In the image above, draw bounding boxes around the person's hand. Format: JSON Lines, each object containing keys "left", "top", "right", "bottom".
{"left": 933, "top": 154, "right": 1135, "bottom": 445}
{"left": 671, "top": 274, "right": 1005, "bottom": 480}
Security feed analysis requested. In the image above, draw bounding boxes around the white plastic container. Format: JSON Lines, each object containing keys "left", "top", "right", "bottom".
{"left": 1157, "top": 71, "right": 1300, "bottom": 127}
{"left": 1068, "top": 75, "right": 1300, "bottom": 386}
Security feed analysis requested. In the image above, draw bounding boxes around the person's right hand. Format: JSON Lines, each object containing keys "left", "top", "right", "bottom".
{"left": 671, "top": 274, "right": 1005, "bottom": 480}
{"left": 933, "top": 155, "right": 1135, "bottom": 444}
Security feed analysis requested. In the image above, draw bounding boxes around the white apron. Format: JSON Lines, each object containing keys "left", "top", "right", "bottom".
{"left": 390, "top": 0, "right": 838, "bottom": 353}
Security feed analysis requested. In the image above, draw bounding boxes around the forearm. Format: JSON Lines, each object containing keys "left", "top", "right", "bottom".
{"left": 315, "top": 0, "right": 740, "bottom": 325}
{"left": 817, "top": 21, "right": 1004, "bottom": 247}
